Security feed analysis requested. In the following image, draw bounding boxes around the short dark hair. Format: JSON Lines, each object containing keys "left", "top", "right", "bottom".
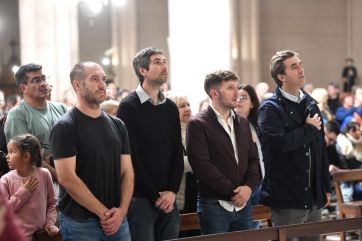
{"left": 69, "top": 62, "right": 86, "bottom": 85}
{"left": 344, "top": 121, "right": 360, "bottom": 134}
{"left": 204, "top": 70, "right": 239, "bottom": 97}
{"left": 238, "top": 84, "right": 260, "bottom": 128}
{"left": 270, "top": 50, "right": 297, "bottom": 87}
{"left": 10, "top": 134, "right": 42, "bottom": 167}
{"left": 133, "top": 47, "right": 163, "bottom": 83}
{"left": 15, "top": 63, "right": 42, "bottom": 87}
{"left": 325, "top": 120, "right": 340, "bottom": 135}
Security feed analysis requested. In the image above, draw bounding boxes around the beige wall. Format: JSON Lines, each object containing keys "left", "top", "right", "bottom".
{"left": 259, "top": 0, "right": 348, "bottom": 89}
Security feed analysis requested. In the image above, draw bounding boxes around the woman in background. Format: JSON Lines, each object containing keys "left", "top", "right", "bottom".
{"left": 234, "top": 84, "right": 263, "bottom": 228}
{"left": 167, "top": 93, "right": 198, "bottom": 214}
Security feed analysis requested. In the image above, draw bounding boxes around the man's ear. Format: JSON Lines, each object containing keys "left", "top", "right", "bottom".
{"left": 73, "top": 80, "right": 81, "bottom": 91}
{"left": 277, "top": 74, "right": 285, "bottom": 83}
{"left": 210, "top": 89, "right": 218, "bottom": 98}
{"left": 19, "top": 83, "right": 27, "bottom": 94}
{"left": 139, "top": 67, "right": 147, "bottom": 77}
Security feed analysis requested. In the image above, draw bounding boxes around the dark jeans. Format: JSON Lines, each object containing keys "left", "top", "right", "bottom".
{"left": 127, "top": 197, "right": 180, "bottom": 241}
{"left": 197, "top": 197, "right": 253, "bottom": 235}
{"left": 250, "top": 184, "right": 261, "bottom": 228}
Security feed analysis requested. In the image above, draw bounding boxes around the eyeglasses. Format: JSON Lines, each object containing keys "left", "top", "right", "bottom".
{"left": 238, "top": 95, "right": 249, "bottom": 102}
{"left": 29, "top": 75, "right": 47, "bottom": 84}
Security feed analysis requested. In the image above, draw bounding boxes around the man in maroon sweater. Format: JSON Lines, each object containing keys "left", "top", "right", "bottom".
{"left": 186, "top": 70, "right": 260, "bottom": 235}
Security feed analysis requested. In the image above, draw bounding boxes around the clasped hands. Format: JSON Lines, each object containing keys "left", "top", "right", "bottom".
{"left": 231, "top": 185, "right": 252, "bottom": 208}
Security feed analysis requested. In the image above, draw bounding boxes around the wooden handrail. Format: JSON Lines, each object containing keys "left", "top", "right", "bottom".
{"left": 172, "top": 217, "right": 362, "bottom": 241}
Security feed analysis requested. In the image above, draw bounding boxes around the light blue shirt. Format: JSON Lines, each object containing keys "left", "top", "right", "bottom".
{"left": 279, "top": 88, "right": 305, "bottom": 103}
{"left": 136, "top": 84, "right": 166, "bottom": 105}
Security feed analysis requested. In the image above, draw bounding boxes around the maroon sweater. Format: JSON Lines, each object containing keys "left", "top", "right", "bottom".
{"left": 186, "top": 106, "right": 260, "bottom": 201}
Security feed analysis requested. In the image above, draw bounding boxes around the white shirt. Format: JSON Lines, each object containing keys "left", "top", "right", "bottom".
{"left": 279, "top": 88, "right": 305, "bottom": 103}
{"left": 250, "top": 123, "right": 265, "bottom": 178}
{"left": 210, "top": 104, "right": 245, "bottom": 212}
{"left": 136, "top": 84, "right": 166, "bottom": 105}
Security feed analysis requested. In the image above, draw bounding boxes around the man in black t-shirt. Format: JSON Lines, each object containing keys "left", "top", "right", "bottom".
{"left": 50, "top": 62, "right": 134, "bottom": 241}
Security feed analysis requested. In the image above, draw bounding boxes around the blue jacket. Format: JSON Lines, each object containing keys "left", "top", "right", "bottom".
{"left": 258, "top": 88, "right": 331, "bottom": 209}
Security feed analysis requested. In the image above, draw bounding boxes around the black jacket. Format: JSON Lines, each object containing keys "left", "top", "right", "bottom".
{"left": 258, "top": 88, "right": 331, "bottom": 209}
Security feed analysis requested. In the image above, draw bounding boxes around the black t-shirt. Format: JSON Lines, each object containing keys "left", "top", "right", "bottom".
{"left": 50, "top": 107, "right": 130, "bottom": 220}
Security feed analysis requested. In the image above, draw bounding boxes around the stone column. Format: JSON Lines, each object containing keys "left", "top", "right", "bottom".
{"left": 230, "top": 0, "right": 260, "bottom": 86}
{"left": 347, "top": 0, "right": 362, "bottom": 70}
{"left": 18, "top": 0, "right": 78, "bottom": 101}
{"left": 111, "top": 0, "right": 138, "bottom": 91}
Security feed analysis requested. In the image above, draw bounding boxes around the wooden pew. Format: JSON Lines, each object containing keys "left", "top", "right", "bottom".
{"left": 333, "top": 169, "right": 362, "bottom": 241}
{"left": 173, "top": 217, "right": 362, "bottom": 241}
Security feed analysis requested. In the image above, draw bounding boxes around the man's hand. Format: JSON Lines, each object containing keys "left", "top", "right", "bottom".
{"left": 100, "top": 207, "right": 126, "bottom": 236}
{"left": 306, "top": 113, "right": 321, "bottom": 130}
{"left": 231, "top": 186, "right": 252, "bottom": 207}
{"left": 155, "top": 191, "right": 176, "bottom": 213}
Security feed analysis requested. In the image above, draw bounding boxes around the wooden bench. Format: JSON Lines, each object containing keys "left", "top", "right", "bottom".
{"left": 180, "top": 204, "right": 272, "bottom": 232}
{"left": 173, "top": 217, "right": 362, "bottom": 241}
{"left": 333, "top": 169, "right": 362, "bottom": 241}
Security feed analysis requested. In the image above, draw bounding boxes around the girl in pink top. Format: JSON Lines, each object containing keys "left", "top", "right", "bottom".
{"left": 0, "top": 134, "right": 58, "bottom": 241}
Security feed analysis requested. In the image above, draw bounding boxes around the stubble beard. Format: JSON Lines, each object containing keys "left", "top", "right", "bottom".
{"left": 149, "top": 77, "right": 167, "bottom": 87}
{"left": 81, "top": 87, "right": 105, "bottom": 109}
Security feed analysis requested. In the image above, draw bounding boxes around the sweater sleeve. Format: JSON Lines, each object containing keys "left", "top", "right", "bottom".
{"left": 166, "top": 111, "right": 184, "bottom": 193}
{"left": 43, "top": 169, "right": 57, "bottom": 227}
{"left": 186, "top": 118, "right": 236, "bottom": 197}
{"left": 117, "top": 100, "right": 160, "bottom": 201}
{"left": 0, "top": 175, "right": 31, "bottom": 211}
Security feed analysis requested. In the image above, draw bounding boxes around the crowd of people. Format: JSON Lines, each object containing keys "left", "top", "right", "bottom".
{"left": 0, "top": 47, "right": 361, "bottom": 241}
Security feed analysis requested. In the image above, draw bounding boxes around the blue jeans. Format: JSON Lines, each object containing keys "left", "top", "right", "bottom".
{"left": 250, "top": 184, "right": 261, "bottom": 228}
{"left": 59, "top": 213, "right": 131, "bottom": 241}
{"left": 197, "top": 197, "right": 253, "bottom": 235}
{"left": 127, "top": 197, "right": 180, "bottom": 241}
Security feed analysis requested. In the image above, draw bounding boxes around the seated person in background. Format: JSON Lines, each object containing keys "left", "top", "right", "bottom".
{"left": 335, "top": 94, "right": 362, "bottom": 131}
{"left": 336, "top": 121, "right": 362, "bottom": 201}
{"left": 325, "top": 121, "right": 347, "bottom": 174}
{"left": 100, "top": 99, "right": 120, "bottom": 117}
{"left": 311, "top": 88, "right": 334, "bottom": 124}
{"left": 327, "top": 82, "right": 341, "bottom": 115}
{"left": 255, "top": 82, "right": 269, "bottom": 102}
{"left": 0, "top": 134, "right": 58, "bottom": 241}
{"left": 336, "top": 121, "right": 362, "bottom": 169}
{"left": 116, "top": 89, "right": 131, "bottom": 102}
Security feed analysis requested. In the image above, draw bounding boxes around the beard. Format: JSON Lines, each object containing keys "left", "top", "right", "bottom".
{"left": 148, "top": 75, "right": 167, "bottom": 87}
{"left": 81, "top": 83, "right": 106, "bottom": 108}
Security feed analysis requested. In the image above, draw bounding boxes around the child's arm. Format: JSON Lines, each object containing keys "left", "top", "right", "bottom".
{"left": 0, "top": 176, "right": 37, "bottom": 211}
{"left": 44, "top": 170, "right": 57, "bottom": 227}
